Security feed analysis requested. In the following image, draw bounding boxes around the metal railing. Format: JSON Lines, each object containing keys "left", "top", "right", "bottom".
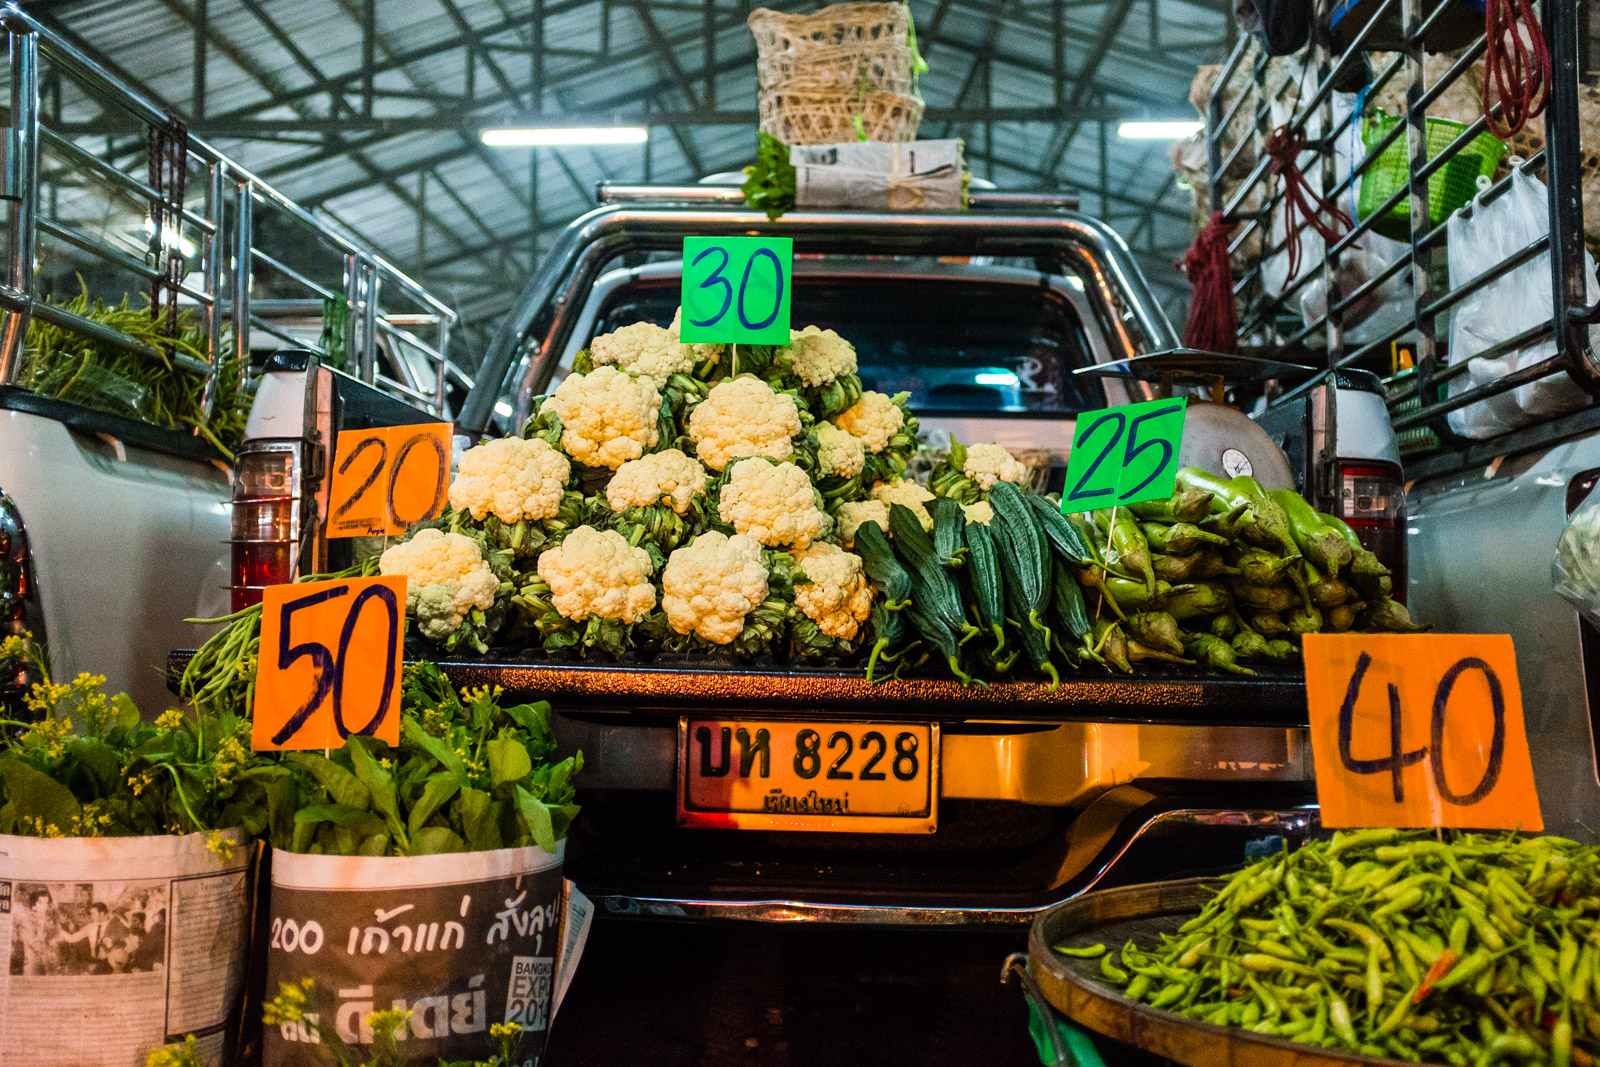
{"left": 1204, "top": 0, "right": 1596, "bottom": 483}
{"left": 0, "top": 6, "right": 459, "bottom": 426}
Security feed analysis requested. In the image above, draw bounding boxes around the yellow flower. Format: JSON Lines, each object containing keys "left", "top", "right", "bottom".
{"left": 205, "top": 830, "right": 235, "bottom": 865}
{"left": 379, "top": 758, "right": 393, "bottom": 770}
{"left": 155, "top": 708, "right": 187, "bottom": 731}
{"left": 490, "top": 1022, "right": 523, "bottom": 1039}
{"left": 145, "top": 1034, "right": 200, "bottom": 1067}
{"left": 262, "top": 981, "right": 309, "bottom": 1025}
{"left": 365, "top": 1008, "right": 412, "bottom": 1039}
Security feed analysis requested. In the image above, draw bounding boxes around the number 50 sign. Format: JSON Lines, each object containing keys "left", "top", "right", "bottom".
{"left": 1303, "top": 633, "right": 1543, "bottom": 830}
{"left": 252, "top": 576, "right": 406, "bottom": 750}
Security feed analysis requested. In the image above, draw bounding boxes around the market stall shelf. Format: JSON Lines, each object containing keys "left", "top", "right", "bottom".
{"left": 1027, "top": 879, "right": 1411, "bottom": 1067}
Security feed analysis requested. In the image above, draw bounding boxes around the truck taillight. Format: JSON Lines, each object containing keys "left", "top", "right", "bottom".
{"left": 230, "top": 446, "right": 300, "bottom": 612}
{"left": 1339, "top": 461, "right": 1406, "bottom": 597}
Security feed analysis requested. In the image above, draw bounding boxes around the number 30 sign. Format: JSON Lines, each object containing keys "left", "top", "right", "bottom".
{"left": 1302, "top": 633, "right": 1543, "bottom": 830}
{"left": 678, "top": 236, "right": 793, "bottom": 345}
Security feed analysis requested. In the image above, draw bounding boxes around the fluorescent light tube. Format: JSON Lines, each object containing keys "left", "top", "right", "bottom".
{"left": 1117, "top": 120, "right": 1203, "bottom": 140}
{"left": 481, "top": 126, "right": 649, "bottom": 146}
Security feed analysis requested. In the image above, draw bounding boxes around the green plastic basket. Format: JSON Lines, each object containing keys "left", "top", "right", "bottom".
{"left": 1356, "top": 110, "right": 1507, "bottom": 242}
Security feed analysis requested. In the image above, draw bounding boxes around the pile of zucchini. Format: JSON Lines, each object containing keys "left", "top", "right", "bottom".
{"left": 860, "top": 469, "right": 1427, "bottom": 687}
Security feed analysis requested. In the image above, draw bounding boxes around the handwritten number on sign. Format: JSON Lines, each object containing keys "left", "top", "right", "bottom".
{"left": 388, "top": 430, "right": 449, "bottom": 528}
{"left": 1120, "top": 403, "right": 1187, "bottom": 500}
{"left": 332, "top": 583, "right": 400, "bottom": 739}
{"left": 1337, "top": 650, "right": 1508, "bottom": 807}
{"left": 737, "top": 248, "right": 785, "bottom": 331}
{"left": 331, "top": 436, "right": 387, "bottom": 521}
{"left": 270, "top": 584, "right": 348, "bottom": 746}
{"left": 1064, "top": 412, "right": 1124, "bottom": 504}
{"left": 689, "top": 246, "right": 734, "bottom": 328}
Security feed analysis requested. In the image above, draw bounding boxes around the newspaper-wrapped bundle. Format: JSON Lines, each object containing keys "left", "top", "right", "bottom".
{"left": 792, "top": 140, "right": 964, "bottom": 211}
{"left": 0, "top": 830, "right": 253, "bottom": 1067}
{"left": 264, "top": 843, "right": 587, "bottom": 1067}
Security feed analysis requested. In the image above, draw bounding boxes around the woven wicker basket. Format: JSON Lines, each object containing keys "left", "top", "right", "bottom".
{"left": 758, "top": 88, "right": 924, "bottom": 145}
{"left": 748, "top": 4, "right": 923, "bottom": 144}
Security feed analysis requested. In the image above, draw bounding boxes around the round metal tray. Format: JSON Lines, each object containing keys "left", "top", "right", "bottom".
{"left": 1026, "top": 878, "right": 1410, "bottom": 1067}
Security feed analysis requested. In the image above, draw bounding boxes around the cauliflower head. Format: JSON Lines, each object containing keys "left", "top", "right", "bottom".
{"left": 835, "top": 390, "right": 905, "bottom": 452}
{"left": 588, "top": 321, "right": 692, "bottom": 385}
{"left": 668, "top": 306, "right": 726, "bottom": 368}
{"left": 962, "top": 500, "right": 995, "bottom": 525}
{"left": 605, "top": 448, "right": 707, "bottom": 516}
{"left": 718, "top": 459, "right": 829, "bottom": 549}
{"left": 815, "top": 420, "right": 865, "bottom": 479}
{"left": 785, "top": 325, "right": 857, "bottom": 387}
{"left": 834, "top": 499, "right": 890, "bottom": 547}
{"left": 448, "top": 436, "right": 570, "bottom": 523}
{"left": 379, "top": 528, "right": 499, "bottom": 639}
{"left": 535, "top": 525, "right": 657, "bottom": 624}
{"left": 870, "top": 477, "right": 935, "bottom": 531}
{"left": 687, "top": 376, "right": 802, "bottom": 471}
{"left": 661, "top": 531, "right": 769, "bottom": 644}
{"left": 792, "top": 542, "right": 874, "bottom": 640}
{"left": 964, "top": 442, "right": 1030, "bottom": 491}
{"left": 541, "top": 366, "right": 661, "bottom": 470}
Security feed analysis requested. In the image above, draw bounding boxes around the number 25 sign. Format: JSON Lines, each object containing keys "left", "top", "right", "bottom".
{"left": 1302, "top": 633, "right": 1543, "bottom": 830}
{"left": 252, "top": 576, "right": 405, "bottom": 751}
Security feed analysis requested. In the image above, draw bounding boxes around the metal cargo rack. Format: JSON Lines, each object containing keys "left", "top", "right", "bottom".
{"left": 0, "top": 6, "right": 463, "bottom": 434}
{"left": 1204, "top": 0, "right": 1597, "bottom": 483}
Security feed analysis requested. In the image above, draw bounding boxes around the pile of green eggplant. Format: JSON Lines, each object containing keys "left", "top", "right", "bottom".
{"left": 865, "top": 468, "right": 1427, "bottom": 687}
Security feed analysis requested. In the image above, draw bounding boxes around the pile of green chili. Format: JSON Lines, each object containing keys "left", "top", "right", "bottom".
{"left": 1056, "top": 830, "right": 1600, "bottom": 1065}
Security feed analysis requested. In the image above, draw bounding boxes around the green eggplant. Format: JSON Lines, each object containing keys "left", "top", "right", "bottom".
{"left": 1264, "top": 638, "right": 1298, "bottom": 661}
{"left": 1251, "top": 611, "right": 1290, "bottom": 636}
{"left": 1095, "top": 508, "right": 1157, "bottom": 598}
{"left": 1229, "top": 545, "right": 1298, "bottom": 586}
{"left": 1126, "top": 611, "right": 1186, "bottom": 656}
{"left": 1233, "top": 583, "right": 1297, "bottom": 613}
{"left": 1269, "top": 489, "right": 1354, "bottom": 576}
{"left": 1165, "top": 581, "right": 1231, "bottom": 621}
{"left": 1141, "top": 521, "right": 1228, "bottom": 555}
{"left": 1287, "top": 602, "right": 1324, "bottom": 635}
{"left": 1363, "top": 597, "right": 1431, "bottom": 633}
{"left": 1090, "top": 618, "right": 1133, "bottom": 673}
{"left": 1130, "top": 488, "right": 1214, "bottom": 525}
{"left": 1185, "top": 633, "right": 1257, "bottom": 676}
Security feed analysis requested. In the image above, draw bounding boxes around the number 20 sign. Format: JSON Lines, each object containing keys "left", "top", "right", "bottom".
{"left": 327, "top": 422, "right": 453, "bottom": 538}
{"left": 252, "top": 576, "right": 406, "bottom": 751}
{"left": 1302, "top": 633, "right": 1543, "bottom": 830}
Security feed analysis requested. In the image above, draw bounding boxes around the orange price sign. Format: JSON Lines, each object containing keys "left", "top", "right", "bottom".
{"left": 327, "top": 422, "right": 452, "bottom": 538}
{"left": 1303, "top": 633, "right": 1542, "bottom": 831}
{"left": 252, "top": 576, "right": 406, "bottom": 751}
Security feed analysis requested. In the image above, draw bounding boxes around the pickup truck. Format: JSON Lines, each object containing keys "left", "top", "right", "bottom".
{"left": 434, "top": 184, "right": 1406, "bottom": 924}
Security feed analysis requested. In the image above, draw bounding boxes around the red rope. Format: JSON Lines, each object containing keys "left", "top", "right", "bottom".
{"left": 1483, "top": 0, "right": 1548, "bottom": 140}
{"left": 1266, "top": 124, "right": 1352, "bottom": 283}
{"left": 1179, "top": 211, "right": 1239, "bottom": 354}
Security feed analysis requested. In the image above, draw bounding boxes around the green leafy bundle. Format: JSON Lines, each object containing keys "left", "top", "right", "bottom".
{"left": 0, "top": 632, "right": 274, "bottom": 843}
{"left": 740, "top": 132, "right": 797, "bottom": 220}
{"left": 264, "top": 663, "right": 580, "bottom": 856}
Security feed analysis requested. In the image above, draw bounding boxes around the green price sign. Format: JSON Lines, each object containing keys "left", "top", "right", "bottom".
{"left": 1059, "top": 397, "right": 1189, "bottom": 510}
{"left": 679, "top": 236, "right": 793, "bottom": 345}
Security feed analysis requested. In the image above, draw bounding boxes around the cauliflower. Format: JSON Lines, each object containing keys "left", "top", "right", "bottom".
{"left": 661, "top": 531, "right": 769, "bottom": 644}
{"left": 792, "top": 542, "right": 874, "bottom": 640}
{"left": 687, "top": 376, "right": 802, "bottom": 471}
{"left": 605, "top": 448, "right": 706, "bottom": 515}
{"left": 815, "top": 421, "right": 865, "bottom": 479}
{"left": 834, "top": 499, "right": 890, "bottom": 547}
{"left": 448, "top": 436, "right": 570, "bottom": 523}
{"left": 535, "top": 525, "right": 657, "bottom": 624}
{"left": 870, "top": 477, "right": 935, "bottom": 530}
{"left": 668, "top": 306, "right": 726, "bottom": 368}
{"left": 962, "top": 500, "right": 995, "bottom": 525}
{"left": 718, "top": 459, "right": 829, "bottom": 548}
{"left": 540, "top": 366, "right": 661, "bottom": 470}
{"left": 379, "top": 528, "right": 499, "bottom": 639}
{"left": 964, "top": 442, "right": 1030, "bottom": 491}
{"left": 835, "top": 390, "right": 905, "bottom": 452}
{"left": 588, "top": 321, "right": 692, "bottom": 384}
{"left": 784, "top": 325, "right": 857, "bottom": 387}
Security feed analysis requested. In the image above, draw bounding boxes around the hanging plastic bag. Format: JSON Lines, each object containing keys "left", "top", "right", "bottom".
{"left": 1554, "top": 491, "right": 1600, "bottom": 631}
{"left": 1446, "top": 164, "right": 1598, "bottom": 438}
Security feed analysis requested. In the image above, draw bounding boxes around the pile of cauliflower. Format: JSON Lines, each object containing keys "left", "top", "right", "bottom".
{"left": 377, "top": 307, "right": 1035, "bottom": 664}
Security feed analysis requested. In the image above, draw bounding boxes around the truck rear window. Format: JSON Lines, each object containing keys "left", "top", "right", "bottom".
{"left": 595, "top": 276, "right": 1100, "bottom": 416}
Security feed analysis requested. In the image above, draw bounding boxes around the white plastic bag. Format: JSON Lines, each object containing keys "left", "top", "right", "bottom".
{"left": 1554, "top": 491, "right": 1600, "bottom": 630}
{"left": 1447, "top": 165, "right": 1599, "bottom": 438}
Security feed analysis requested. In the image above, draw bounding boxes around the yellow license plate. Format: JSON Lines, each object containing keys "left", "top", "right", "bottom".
{"left": 677, "top": 719, "right": 939, "bottom": 833}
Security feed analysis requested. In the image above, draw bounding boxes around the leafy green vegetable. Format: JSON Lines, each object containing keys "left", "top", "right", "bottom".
{"left": 741, "top": 132, "right": 797, "bottom": 221}
{"left": 267, "top": 663, "right": 581, "bottom": 856}
{"left": 0, "top": 631, "right": 278, "bottom": 842}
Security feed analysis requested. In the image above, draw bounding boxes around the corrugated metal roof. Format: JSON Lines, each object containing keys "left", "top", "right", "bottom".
{"left": 35, "top": 0, "right": 1226, "bottom": 350}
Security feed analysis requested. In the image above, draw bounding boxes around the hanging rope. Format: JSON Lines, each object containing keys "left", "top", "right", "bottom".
{"left": 1483, "top": 0, "right": 1549, "bottom": 140}
{"left": 147, "top": 115, "right": 189, "bottom": 344}
{"left": 1265, "top": 124, "right": 1352, "bottom": 283}
{"left": 1179, "top": 211, "right": 1239, "bottom": 354}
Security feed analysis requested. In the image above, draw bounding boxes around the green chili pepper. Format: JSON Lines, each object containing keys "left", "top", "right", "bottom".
{"left": 1099, "top": 952, "right": 1130, "bottom": 984}
{"left": 1053, "top": 943, "right": 1108, "bottom": 959}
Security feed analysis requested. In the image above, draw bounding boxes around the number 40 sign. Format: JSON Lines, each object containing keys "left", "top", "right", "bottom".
{"left": 1302, "top": 633, "right": 1543, "bottom": 830}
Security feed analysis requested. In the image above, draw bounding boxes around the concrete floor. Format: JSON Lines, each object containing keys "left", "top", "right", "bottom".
{"left": 542, "top": 916, "right": 1045, "bottom": 1067}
